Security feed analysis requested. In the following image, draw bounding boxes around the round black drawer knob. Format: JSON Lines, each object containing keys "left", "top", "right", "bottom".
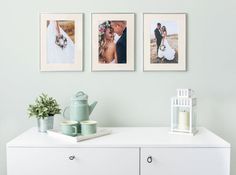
{"left": 147, "top": 156, "right": 152, "bottom": 163}
{"left": 69, "top": 156, "right": 75, "bottom": 160}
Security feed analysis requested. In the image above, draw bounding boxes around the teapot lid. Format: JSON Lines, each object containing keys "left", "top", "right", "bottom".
{"left": 72, "top": 91, "right": 88, "bottom": 101}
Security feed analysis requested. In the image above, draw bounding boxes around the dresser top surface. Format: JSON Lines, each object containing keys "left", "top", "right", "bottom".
{"left": 7, "top": 127, "right": 230, "bottom": 148}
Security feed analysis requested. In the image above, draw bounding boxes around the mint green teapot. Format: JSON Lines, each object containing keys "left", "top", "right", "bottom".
{"left": 63, "top": 91, "right": 97, "bottom": 122}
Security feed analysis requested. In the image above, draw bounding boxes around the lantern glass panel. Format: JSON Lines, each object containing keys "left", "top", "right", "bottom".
{"left": 172, "top": 106, "right": 179, "bottom": 129}
{"left": 192, "top": 105, "right": 197, "bottom": 129}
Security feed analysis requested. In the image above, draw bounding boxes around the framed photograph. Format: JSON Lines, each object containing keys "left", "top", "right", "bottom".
{"left": 143, "top": 13, "right": 186, "bottom": 71}
{"left": 40, "top": 13, "right": 83, "bottom": 71}
{"left": 92, "top": 13, "right": 135, "bottom": 71}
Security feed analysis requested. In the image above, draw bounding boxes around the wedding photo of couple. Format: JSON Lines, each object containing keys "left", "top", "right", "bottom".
{"left": 47, "top": 20, "right": 75, "bottom": 64}
{"left": 150, "top": 21, "right": 178, "bottom": 64}
{"left": 98, "top": 20, "right": 127, "bottom": 64}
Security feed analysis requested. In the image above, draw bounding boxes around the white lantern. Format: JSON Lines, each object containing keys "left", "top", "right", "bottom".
{"left": 170, "top": 89, "right": 198, "bottom": 135}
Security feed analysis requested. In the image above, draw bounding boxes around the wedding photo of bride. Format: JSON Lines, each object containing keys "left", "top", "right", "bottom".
{"left": 47, "top": 20, "right": 75, "bottom": 64}
{"left": 98, "top": 20, "right": 127, "bottom": 64}
{"left": 150, "top": 20, "right": 178, "bottom": 64}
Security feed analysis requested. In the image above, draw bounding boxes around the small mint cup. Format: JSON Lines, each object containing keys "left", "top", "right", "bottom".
{"left": 80, "top": 120, "right": 97, "bottom": 136}
{"left": 61, "top": 120, "right": 79, "bottom": 136}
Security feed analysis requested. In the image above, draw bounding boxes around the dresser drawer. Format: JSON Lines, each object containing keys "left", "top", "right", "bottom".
{"left": 7, "top": 147, "right": 139, "bottom": 175}
{"left": 141, "top": 147, "right": 230, "bottom": 175}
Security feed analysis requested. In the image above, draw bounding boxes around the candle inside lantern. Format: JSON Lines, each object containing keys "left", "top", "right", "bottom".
{"left": 178, "top": 111, "right": 190, "bottom": 130}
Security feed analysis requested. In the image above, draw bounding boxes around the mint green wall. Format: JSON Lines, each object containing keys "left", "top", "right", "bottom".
{"left": 0, "top": 0, "right": 235, "bottom": 174}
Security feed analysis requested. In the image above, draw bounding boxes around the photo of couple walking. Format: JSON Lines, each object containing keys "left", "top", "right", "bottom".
{"left": 98, "top": 20, "right": 127, "bottom": 64}
{"left": 151, "top": 21, "right": 178, "bottom": 64}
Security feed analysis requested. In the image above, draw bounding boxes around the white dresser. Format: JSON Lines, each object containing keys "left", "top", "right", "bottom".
{"left": 7, "top": 127, "right": 230, "bottom": 175}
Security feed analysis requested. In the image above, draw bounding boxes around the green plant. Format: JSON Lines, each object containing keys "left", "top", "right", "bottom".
{"left": 28, "top": 93, "right": 61, "bottom": 119}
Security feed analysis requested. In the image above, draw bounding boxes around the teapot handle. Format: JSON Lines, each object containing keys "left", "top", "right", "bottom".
{"left": 63, "top": 106, "right": 70, "bottom": 119}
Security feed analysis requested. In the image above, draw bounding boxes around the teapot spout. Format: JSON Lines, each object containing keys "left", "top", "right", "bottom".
{"left": 89, "top": 101, "right": 97, "bottom": 115}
